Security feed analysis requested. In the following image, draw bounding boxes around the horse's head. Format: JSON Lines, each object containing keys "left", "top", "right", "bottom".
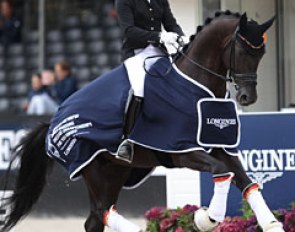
{"left": 176, "top": 12, "right": 275, "bottom": 107}
{"left": 222, "top": 13, "right": 275, "bottom": 106}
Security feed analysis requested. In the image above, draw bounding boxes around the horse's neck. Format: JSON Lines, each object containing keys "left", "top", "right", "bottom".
{"left": 176, "top": 23, "right": 234, "bottom": 98}
{"left": 177, "top": 47, "right": 227, "bottom": 97}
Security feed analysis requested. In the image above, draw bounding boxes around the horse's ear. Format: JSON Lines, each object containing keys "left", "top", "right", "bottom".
{"left": 239, "top": 12, "right": 248, "bottom": 31}
{"left": 259, "top": 15, "right": 276, "bottom": 33}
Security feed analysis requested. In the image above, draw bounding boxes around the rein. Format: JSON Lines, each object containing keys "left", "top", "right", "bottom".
{"left": 176, "top": 48, "right": 231, "bottom": 82}
{"left": 177, "top": 26, "right": 258, "bottom": 86}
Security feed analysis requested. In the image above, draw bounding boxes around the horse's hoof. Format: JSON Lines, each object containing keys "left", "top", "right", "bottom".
{"left": 193, "top": 207, "right": 218, "bottom": 232}
{"left": 263, "top": 221, "right": 285, "bottom": 232}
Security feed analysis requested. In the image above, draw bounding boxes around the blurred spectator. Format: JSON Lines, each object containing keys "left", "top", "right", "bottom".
{"left": 42, "top": 69, "right": 56, "bottom": 87}
{"left": 0, "top": 0, "right": 22, "bottom": 45}
{"left": 27, "top": 73, "right": 58, "bottom": 115}
{"left": 53, "top": 60, "right": 77, "bottom": 103}
{"left": 41, "top": 69, "right": 57, "bottom": 99}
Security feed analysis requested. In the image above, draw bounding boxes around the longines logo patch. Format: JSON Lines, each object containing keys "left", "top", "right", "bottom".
{"left": 206, "top": 118, "right": 237, "bottom": 129}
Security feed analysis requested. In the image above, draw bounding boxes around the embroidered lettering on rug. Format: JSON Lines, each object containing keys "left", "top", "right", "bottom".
{"left": 47, "top": 114, "right": 93, "bottom": 162}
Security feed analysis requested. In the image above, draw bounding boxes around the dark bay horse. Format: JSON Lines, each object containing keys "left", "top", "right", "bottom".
{"left": 2, "top": 12, "right": 284, "bottom": 232}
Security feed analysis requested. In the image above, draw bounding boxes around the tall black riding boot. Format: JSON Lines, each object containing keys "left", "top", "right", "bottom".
{"left": 116, "top": 95, "right": 143, "bottom": 163}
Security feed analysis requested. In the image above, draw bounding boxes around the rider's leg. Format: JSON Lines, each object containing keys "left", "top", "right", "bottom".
{"left": 117, "top": 93, "right": 143, "bottom": 162}
{"left": 118, "top": 46, "right": 164, "bottom": 163}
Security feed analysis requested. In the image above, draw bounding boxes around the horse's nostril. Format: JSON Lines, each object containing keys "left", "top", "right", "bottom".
{"left": 240, "top": 95, "right": 248, "bottom": 103}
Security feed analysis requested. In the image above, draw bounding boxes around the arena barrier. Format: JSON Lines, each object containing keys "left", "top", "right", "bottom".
{"left": 1, "top": 113, "right": 295, "bottom": 215}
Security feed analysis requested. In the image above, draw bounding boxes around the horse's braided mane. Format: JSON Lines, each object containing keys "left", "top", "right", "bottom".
{"left": 181, "top": 10, "right": 241, "bottom": 53}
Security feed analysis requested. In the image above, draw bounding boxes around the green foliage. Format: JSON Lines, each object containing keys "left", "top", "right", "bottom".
{"left": 240, "top": 199, "right": 254, "bottom": 219}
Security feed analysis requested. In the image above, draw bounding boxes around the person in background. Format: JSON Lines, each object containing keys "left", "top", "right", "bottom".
{"left": 115, "top": 0, "right": 189, "bottom": 162}
{"left": 42, "top": 69, "right": 56, "bottom": 87}
{"left": 0, "top": 0, "right": 22, "bottom": 45}
{"left": 53, "top": 60, "right": 77, "bottom": 104}
{"left": 41, "top": 69, "right": 57, "bottom": 99}
{"left": 27, "top": 73, "right": 58, "bottom": 115}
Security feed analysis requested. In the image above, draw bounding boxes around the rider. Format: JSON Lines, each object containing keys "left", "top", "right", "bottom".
{"left": 115, "top": 0, "right": 188, "bottom": 162}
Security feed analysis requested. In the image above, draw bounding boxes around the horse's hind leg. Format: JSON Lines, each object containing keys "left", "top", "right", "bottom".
{"left": 82, "top": 155, "right": 142, "bottom": 232}
{"left": 84, "top": 190, "right": 104, "bottom": 232}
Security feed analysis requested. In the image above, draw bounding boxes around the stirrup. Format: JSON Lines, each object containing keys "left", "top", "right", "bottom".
{"left": 116, "top": 140, "right": 134, "bottom": 163}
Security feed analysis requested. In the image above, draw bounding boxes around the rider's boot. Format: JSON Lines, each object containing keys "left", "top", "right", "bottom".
{"left": 116, "top": 95, "right": 143, "bottom": 163}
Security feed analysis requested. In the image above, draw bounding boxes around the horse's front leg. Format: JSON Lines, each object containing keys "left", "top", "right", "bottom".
{"left": 172, "top": 149, "right": 284, "bottom": 232}
{"left": 226, "top": 153, "right": 284, "bottom": 232}
{"left": 172, "top": 149, "right": 231, "bottom": 231}
{"left": 195, "top": 149, "right": 237, "bottom": 231}
{"left": 220, "top": 153, "right": 284, "bottom": 232}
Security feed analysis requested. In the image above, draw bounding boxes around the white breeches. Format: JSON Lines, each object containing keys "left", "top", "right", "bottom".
{"left": 124, "top": 45, "right": 164, "bottom": 97}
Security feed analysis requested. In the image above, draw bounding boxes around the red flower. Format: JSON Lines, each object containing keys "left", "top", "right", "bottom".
{"left": 183, "top": 204, "right": 199, "bottom": 213}
{"left": 215, "top": 217, "right": 247, "bottom": 232}
{"left": 283, "top": 210, "right": 295, "bottom": 232}
{"left": 175, "top": 226, "right": 185, "bottom": 232}
{"left": 159, "top": 218, "right": 174, "bottom": 232}
{"left": 170, "top": 211, "right": 182, "bottom": 220}
{"left": 144, "top": 207, "right": 165, "bottom": 220}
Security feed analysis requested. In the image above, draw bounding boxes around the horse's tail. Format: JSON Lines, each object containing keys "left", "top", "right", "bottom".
{"left": 2, "top": 122, "right": 53, "bottom": 231}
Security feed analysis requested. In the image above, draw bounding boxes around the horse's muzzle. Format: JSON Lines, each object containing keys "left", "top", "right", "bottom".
{"left": 236, "top": 87, "right": 257, "bottom": 106}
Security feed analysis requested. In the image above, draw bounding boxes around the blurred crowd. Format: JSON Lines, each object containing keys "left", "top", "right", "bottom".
{"left": 0, "top": 0, "right": 77, "bottom": 115}
{"left": 0, "top": 0, "right": 88, "bottom": 115}
{"left": 25, "top": 60, "right": 77, "bottom": 115}
{"left": 0, "top": 0, "right": 21, "bottom": 45}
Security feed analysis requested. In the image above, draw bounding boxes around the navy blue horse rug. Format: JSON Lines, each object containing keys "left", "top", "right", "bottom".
{"left": 46, "top": 58, "right": 240, "bottom": 187}
{"left": 46, "top": 64, "right": 130, "bottom": 179}
{"left": 129, "top": 59, "right": 240, "bottom": 152}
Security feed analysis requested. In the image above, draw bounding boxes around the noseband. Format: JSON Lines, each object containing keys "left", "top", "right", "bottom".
{"left": 178, "top": 26, "right": 260, "bottom": 86}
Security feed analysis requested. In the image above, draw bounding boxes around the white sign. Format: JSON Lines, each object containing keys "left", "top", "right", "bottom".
{"left": 238, "top": 149, "right": 295, "bottom": 188}
{"left": 0, "top": 130, "right": 27, "bottom": 170}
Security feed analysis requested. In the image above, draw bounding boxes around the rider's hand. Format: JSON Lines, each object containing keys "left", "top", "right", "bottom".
{"left": 160, "top": 31, "right": 179, "bottom": 47}
{"left": 180, "top": 36, "right": 190, "bottom": 45}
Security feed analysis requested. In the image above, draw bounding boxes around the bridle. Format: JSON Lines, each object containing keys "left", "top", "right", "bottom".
{"left": 177, "top": 26, "right": 261, "bottom": 87}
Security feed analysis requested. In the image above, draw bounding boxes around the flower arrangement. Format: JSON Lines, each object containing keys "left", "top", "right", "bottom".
{"left": 145, "top": 205, "right": 199, "bottom": 232}
{"left": 145, "top": 202, "right": 295, "bottom": 232}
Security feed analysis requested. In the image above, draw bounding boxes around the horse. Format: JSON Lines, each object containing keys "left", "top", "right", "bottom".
{"left": 2, "top": 11, "right": 284, "bottom": 232}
